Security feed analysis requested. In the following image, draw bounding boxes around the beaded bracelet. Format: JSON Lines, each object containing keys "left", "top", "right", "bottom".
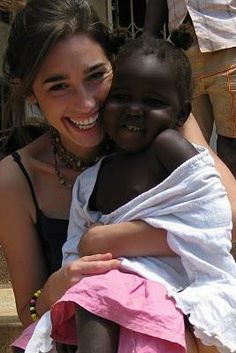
{"left": 29, "top": 289, "right": 42, "bottom": 321}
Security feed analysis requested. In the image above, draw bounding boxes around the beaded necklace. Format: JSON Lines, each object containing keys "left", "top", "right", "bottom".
{"left": 50, "top": 127, "right": 101, "bottom": 189}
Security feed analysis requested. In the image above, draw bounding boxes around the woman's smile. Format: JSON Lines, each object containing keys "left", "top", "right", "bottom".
{"left": 31, "top": 34, "right": 112, "bottom": 154}
{"left": 65, "top": 113, "right": 99, "bottom": 130}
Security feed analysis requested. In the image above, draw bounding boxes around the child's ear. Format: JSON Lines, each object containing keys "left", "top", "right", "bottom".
{"left": 176, "top": 100, "right": 192, "bottom": 127}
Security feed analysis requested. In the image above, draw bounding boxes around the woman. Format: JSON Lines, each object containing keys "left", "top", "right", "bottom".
{"left": 0, "top": 1, "right": 235, "bottom": 352}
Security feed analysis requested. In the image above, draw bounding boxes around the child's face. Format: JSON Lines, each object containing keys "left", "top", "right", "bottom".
{"left": 102, "top": 54, "right": 183, "bottom": 152}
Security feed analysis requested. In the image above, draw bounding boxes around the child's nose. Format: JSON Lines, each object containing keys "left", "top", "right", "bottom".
{"left": 125, "top": 102, "right": 143, "bottom": 116}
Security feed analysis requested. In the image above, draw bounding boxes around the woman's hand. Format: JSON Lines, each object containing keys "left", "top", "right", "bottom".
{"left": 38, "top": 253, "right": 120, "bottom": 312}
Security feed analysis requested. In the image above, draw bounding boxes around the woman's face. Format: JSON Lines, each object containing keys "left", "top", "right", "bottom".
{"left": 31, "top": 34, "right": 113, "bottom": 156}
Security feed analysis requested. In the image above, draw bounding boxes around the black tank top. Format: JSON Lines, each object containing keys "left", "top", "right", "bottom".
{"left": 11, "top": 152, "right": 69, "bottom": 275}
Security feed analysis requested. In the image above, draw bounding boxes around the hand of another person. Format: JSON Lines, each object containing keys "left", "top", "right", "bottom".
{"left": 44, "top": 253, "right": 120, "bottom": 306}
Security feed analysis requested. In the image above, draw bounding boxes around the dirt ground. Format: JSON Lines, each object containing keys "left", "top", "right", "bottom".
{"left": 0, "top": 246, "right": 10, "bottom": 284}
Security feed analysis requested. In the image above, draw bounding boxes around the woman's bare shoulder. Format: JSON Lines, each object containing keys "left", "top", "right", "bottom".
{"left": 0, "top": 154, "right": 22, "bottom": 188}
{"left": 0, "top": 155, "right": 33, "bottom": 222}
{"left": 0, "top": 134, "right": 52, "bottom": 212}
{"left": 178, "top": 113, "right": 206, "bottom": 145}
{"left": 0, "top": 135, "right": 42, "bottom": 181}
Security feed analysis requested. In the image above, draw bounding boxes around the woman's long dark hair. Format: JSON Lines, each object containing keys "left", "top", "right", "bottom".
{"left": 1, "top": 0, "right": 114, "bottom": 152}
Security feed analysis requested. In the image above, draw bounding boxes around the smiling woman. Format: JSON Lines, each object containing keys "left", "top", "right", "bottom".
{"left": 0, "top": 1, "right": 119, "bottom": 352}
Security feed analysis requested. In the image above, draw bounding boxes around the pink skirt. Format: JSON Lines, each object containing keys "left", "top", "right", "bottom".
{"left": 11, "top": 322, "right": 37, "bottom": 350}
{"left": 51, "top": 269, "right": 186, "bottom": 353}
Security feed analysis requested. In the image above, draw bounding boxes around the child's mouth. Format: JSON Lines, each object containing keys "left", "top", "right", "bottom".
{"left": 125, "top": 125, "right": 142, "bottom": 132}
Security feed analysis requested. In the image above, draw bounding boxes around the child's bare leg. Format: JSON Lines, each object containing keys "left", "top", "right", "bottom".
{"left": 195, "top": 336, "right": 220, "bottom": 353}
{"left": 75, "top": 306, "right": 119, "bottom": 353}
{"left": 186, "top": 327, "right": 198, "bottom": 353}
{"left": 186, "top": 326, "right": 219, "bottom": 353}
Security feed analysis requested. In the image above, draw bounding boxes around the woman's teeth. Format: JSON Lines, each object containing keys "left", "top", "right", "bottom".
{"left": 68, "top": 115, "right": 98, "bottom": 130}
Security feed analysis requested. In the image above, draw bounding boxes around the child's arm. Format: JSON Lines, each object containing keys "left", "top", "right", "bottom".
{"left": 79, "top": 221, "right": 176, "bottom": 258}
{"left": 143, "top": 0, "right": 168, "bottom": 38}
{"left": 79, "top": 130, "right": 197, "bottom": 258}
{"left": 152, "top": 128, "right": 199, "bottom": 173}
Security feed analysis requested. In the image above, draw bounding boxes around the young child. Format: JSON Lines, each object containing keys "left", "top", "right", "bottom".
{"left": 25, "top": 37, "right": 236, "bottom": 353}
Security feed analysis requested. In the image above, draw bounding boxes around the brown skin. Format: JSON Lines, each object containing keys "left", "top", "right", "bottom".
{"left": 143, "top": 0, "right": 168, "bottom": 38}
{"left": 217, "top": 136, "right": 236, "bottom": 177}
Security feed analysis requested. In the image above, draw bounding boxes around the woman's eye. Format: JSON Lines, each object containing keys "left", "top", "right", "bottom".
{"left": 49, "top": 83, "right": 68, "bottom": 91}
{"left": 89, "top": 72, "right": 106, "bottom": 81}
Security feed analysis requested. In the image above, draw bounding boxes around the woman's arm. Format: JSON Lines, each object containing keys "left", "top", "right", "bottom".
{"left": 0, "top": 157, "right": 119, "bottom": 327}
{"left": 179, "top": 114, "right": 236, "bottom": 242}
{"left": 0, "top": 156, "right": 49, "bottom": 327}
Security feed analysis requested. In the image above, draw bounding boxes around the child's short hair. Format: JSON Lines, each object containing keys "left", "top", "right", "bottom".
{"left": 115, "top": 37, "right": 193, "bottom": 104}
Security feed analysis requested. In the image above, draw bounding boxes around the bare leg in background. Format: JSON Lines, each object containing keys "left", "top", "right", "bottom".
{"left": 217, "top": 135, "right": 236, "bottom": 177}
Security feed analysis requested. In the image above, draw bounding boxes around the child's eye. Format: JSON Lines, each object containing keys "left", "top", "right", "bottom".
{"left": 110, "top": 93, "right": 130, "bottom": 102}
{"left": 144, "top": 97, "right": 164, "bottom": 107}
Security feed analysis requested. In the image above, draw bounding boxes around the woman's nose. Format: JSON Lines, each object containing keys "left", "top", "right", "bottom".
{"left": 70, "top": 85, "right": 96, "bottom": 113}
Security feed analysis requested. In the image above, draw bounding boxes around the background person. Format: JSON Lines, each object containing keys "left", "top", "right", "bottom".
{"left": 143, "top": 0, "right": 236, "bottom": 177}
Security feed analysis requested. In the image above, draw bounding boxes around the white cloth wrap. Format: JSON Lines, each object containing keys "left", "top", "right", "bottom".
{"left": 64, "top": 145, "right": 236, "bottom": 352}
